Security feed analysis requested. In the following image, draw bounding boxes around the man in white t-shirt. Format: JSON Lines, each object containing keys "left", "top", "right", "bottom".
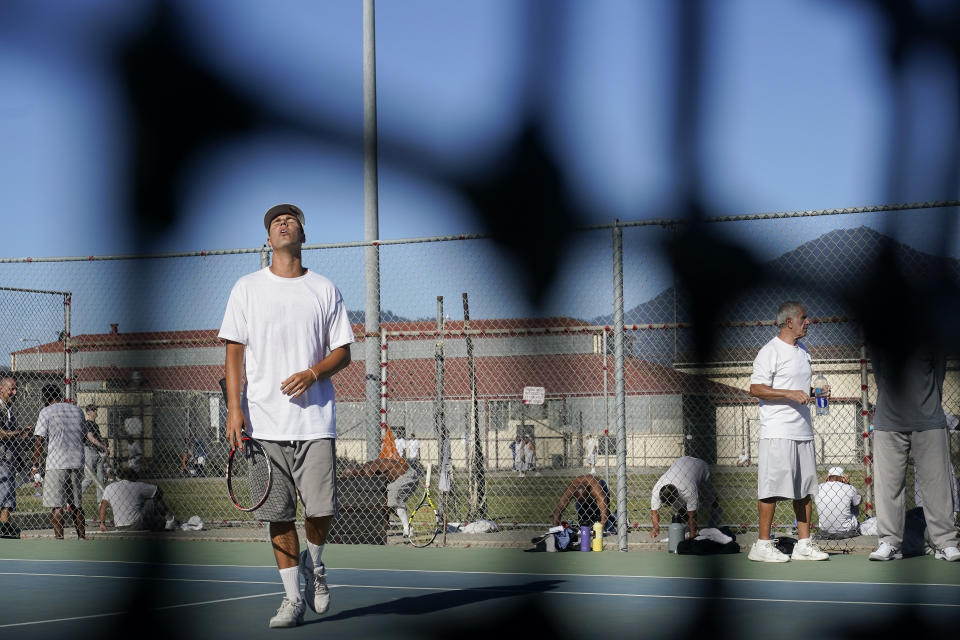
{"left": 585, "top": 433, "right": 598, "bottom": 475}
{"left": 406, "top": 434, "right": 419, "bottom": 462}
{"left": 747, "top": 301, "right": 829, "bottom": 562}
{"left": 98, "top": 469, "right": 174, "bottom": 531}
{"left": 649, "top": 456, "right": 719, "bottom": 540}
{"left": 30, "top": 385, "right": 86, "bottom": 539}
{"left": 219, "top": 204, "right": 354, "bottom": 628}
{"left": 815, "top": 466, "right": 861, "bottom": 537}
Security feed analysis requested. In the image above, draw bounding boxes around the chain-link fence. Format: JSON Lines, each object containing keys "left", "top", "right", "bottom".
{"left": 1, "top": 206, "right": 958, "bottom": 548}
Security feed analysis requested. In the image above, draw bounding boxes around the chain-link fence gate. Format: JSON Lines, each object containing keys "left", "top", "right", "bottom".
{"left": 1, "top": 204, "right": 957, "bottom": 548}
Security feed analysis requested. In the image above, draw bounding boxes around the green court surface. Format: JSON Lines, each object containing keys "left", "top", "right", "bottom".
{"left": 1, "top": 539, "right": 958, "bottom": 639}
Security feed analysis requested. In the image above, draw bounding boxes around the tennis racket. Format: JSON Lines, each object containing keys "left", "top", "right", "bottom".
{"left": 407, "top": 463, "right": 441, "bottom": 547}
{"left": 220, "top": 377, "right": 272, "bottom": 511}
{"left": 226, "top": 434, "right": 272, "bottom": 512}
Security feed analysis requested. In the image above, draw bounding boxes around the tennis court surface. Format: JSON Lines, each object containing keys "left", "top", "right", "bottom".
{"left": 2, "top": 539, "right": 959, "bottom": 639}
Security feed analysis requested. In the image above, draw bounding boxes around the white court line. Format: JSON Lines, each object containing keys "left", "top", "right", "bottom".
{"left": 0, "top": 591, "right": 282, "bottom": 629}
{"left": 0, "top": 571, "right": 278, "bottom": 585}
{"left": 4, "top": 558, "right": 959, "bottom": 589}
{"left": 329, "top": 583, "right": 960, "bottom": 608}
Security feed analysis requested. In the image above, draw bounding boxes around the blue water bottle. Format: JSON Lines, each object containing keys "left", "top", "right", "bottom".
{"left": 814, "top": 372, "right": 829, "bottom": 416}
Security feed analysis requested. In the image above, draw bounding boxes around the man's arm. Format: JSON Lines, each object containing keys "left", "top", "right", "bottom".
{"left": 341, "top": 458, "right": 407, "bottom": 482}
{"left": 686, "top": 511, "right": 698, "bottom": 539}
{"left": 551, "top": 482, "right": 577, "bottom": 526}
{"left": 224, "top": 341, "right": 246, "bottom": 449}
{"left": 280, "top": 345, "right": 352, "bottom": 399}
{"left": 98, "top": 499, "right": 109, "bottom": 532}
{"left": 650, "top": 509, "right": 661, "bottom": 538}
{"left": 86, "top": 431, "right": 109, "bottom": 453}
{"left": 749, "top": 384, "right": 812, "bottom": 405}
{"left": 31, "top": 436, "right": 44, "bottom": 472}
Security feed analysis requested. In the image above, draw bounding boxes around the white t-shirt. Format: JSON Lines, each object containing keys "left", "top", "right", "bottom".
{"left": 218, "top": 268, "right": 355, "bottom": 440}
{"left": 102, "top": 480, "right": 158, "bottom": 527}
{"left": 815, "top": 481, "right": 861, "bottom": 533}
{"left": 127, "top": 440, "right": 143, "bottom": 470}
{"left": 34, "top": 402, "right": 85, "bottom": 470}
{"left": 750, "top": 336, "right": 814, "bottom": 440}
{"left": 650, "top": 456, "right": 712, "bottom": 512}
{"left": 585, "top": 437, "right": 598, "bottom": 463}
{"left": 395, "top": 437, "right": 406, "bottom": 459}
{"left": 406, "top": 438, "right": 419, "bottom": 461}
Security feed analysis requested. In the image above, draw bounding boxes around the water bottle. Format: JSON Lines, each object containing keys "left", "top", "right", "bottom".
{"left": 668, "top": 522, "right": 685, "bottom": 553}
{"left": 579, "top": 525, "right": 591, "bottom": 551}
{"left": 591, "top": 521, "right": 603, "bottom": 552}
{"left": 814, "top": 372, "right": 829, "bottom": 416}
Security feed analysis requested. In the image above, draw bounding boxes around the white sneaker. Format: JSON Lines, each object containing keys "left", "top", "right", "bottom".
{"left": 748, "top": 539, "right": 790, "bottom": 563}
{"left": 869, "top": 541, "right": 902, "bottom": 561}
{"left": 791, "top": 538, "right": 829, "bottom": 561}
{"left": 299, "top": 550, "right": 330, "bottom": 614}
{"left": 268, "top": 597, "right": 305, "bottom": 628}
{"left": 934, "top": 546, "right": 960, "bottom": 562}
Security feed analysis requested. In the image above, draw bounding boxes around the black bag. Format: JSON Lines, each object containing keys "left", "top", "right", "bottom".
{"left": 0, "top": 521, "right": 21, "bottom": 539}
{"left": 676, "top": 526, "right": 741, "bottom": 555}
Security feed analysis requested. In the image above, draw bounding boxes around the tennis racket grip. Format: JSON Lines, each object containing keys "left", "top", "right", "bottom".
{"left": 425, "top": 463, "right": 432, "bottom": 489}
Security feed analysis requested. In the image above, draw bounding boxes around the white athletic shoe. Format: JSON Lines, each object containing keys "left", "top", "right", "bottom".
{"left": 934, "top": 546, "right": 960, "bottom": 562}
{"left": 869, "top": 541, "right": 902, "bottom": 561}
{"left": 791, "top": 538, "right": 829, "bottom": 561}
{"left": 748, "top": 539, "right": 790, "bottom": 563}
{"left": 300, "top": 550, "right": 331, "bottom": 614}
{"left": 268, "top": 597, "right": 305, "bottom": 628}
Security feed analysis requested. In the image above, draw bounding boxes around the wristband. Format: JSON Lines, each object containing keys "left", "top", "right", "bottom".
{"left": 308, "top": 368, "right": 318, "bottom": 382}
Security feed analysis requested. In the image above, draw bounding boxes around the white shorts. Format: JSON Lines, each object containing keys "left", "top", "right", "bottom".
{"left": 757, "top": 438, "right": 817, "bottom": 500}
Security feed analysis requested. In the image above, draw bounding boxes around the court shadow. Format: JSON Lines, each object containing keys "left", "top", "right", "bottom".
{"left": 310, "top": 578, "right": 564, "bottom": 625}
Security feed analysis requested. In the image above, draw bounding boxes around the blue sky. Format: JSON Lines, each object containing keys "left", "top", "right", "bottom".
{"left": 6, "top": 0, "right": 955, "bottom": 261}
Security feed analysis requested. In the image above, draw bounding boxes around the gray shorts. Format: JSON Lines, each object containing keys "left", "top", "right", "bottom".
{"left": 255, "top": 438, "right": 339, "bottom": 522}
{"left": 757, "top": 438, "right": 817, "bottom": 500}
{"left": 387, "top": 464, "right": 422, "bottom": 508}
{"left": 43, "top": 468, "right": 84, "bottom": 508}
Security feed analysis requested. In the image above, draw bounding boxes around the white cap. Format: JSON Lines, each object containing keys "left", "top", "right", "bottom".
{"left": 828, "top": 466, "right": 845, "bottom": 477}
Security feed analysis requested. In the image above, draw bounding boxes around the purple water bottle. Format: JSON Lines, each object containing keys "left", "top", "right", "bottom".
{"left": 579, "top": 525, "right": 590, "bottom": 551}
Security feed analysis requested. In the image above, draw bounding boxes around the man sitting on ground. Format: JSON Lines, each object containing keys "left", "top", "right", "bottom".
{"left": 98, "top": 469, "right": 175, "bottom": 532}
{"left": 814, "top": 466, "right": 861, "bottom": 538}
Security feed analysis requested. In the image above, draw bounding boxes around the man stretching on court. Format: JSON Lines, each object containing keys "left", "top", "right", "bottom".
{"left": 219, "top": 204, "right": 354, "bottom": 628}
{"left": 747, "top": 301, "right": 829, "bottom": 562}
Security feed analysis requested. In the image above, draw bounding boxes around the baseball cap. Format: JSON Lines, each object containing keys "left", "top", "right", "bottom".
{"left": 263, "top": 204, "right": 305, "bottom": 231}
{"left": 828, "top": 466, "right": 845, "bottom": 477}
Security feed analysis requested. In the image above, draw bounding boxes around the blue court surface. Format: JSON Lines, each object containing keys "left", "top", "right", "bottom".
{"left": 1, "top": 540, "right": 958, "bottom": 639}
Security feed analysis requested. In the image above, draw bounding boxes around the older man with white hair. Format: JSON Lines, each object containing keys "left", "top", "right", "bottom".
{"left": 748, "top": 301, "right": 829, "bottom": 562}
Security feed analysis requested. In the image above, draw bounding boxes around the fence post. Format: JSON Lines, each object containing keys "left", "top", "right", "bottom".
{"left": 63, "top": 292, "right": 73, "bottom": 403}
{"left": 613, "top": 221, "right": 627, "bottom": 550}
{"left": 859, "top": 326, "right": 874, "bottom": 516}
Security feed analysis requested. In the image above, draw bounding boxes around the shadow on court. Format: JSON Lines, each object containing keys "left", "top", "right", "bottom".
{"left": 313, "top": 579, "right": 565, "bottom": 625}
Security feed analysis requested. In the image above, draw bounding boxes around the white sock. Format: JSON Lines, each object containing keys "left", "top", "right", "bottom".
{"left": 396, "top": 507, "right": 409, "bottom": 535}
{"left": 279, "top": 566, "right": 300, "bottom": 601}
{"left": 307, "top": 541, "right": 324, "bottom": 570}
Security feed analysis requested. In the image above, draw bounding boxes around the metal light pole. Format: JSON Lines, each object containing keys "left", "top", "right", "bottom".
{"left": 363, "top": 0, "right": 382, "bottom": 460}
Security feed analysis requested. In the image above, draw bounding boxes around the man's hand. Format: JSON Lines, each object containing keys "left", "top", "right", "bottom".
{"left": 225, "top": 410, "right": 245, "bottom": 450}
{"left": 99, "top": 522, "right": 107, "bottom": 532}
{"left": 785, "top": 389, "right": 812, "bottom": 404}
{"left": 650, "top": 524, "right": 660, "bottom": 538}
{"left": 280, "top": 370, "right": 315, "bottom": 399}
